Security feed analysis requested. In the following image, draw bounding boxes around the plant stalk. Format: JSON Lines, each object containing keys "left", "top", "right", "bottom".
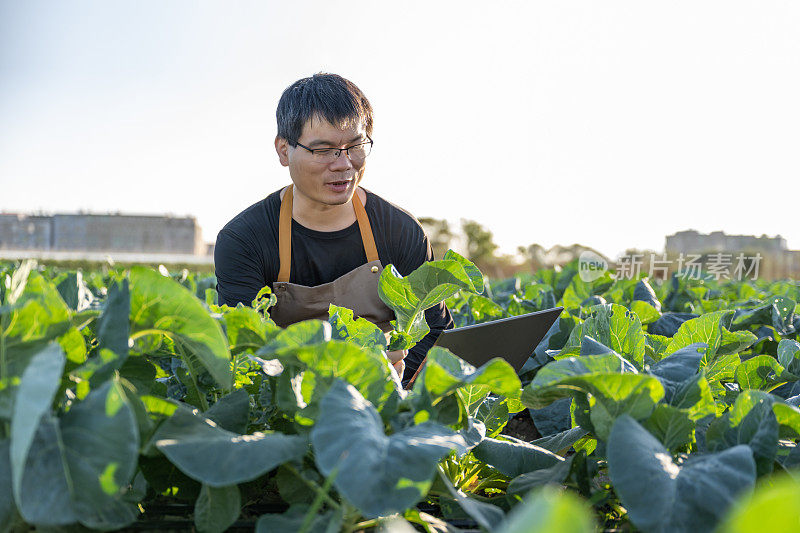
{"left": 350, "top": 518, "right": 379, "bottom": 531}
{"left": 298, "top": 464, "right": 339, "bottom": 533}
{"left": 284, "top": 464, "right": 341, "bottom": 511}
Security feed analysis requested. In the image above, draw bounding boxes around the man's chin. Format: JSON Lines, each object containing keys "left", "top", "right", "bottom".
{"left": 320, "top": 184, "right": 355, "bottom": 205}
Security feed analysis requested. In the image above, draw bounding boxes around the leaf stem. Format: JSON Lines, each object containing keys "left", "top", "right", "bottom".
{"left": 350, "top": 518, "right": 379, "bottom": 530}
{"left": 456, "top": 463, "right": 484, "bottom": 491}
{"left": 128, "top": 328, "right": 165, "bottom": 341}
{"left": 284, "top": 464, "right": 341, "bottom": 511}
{"left": 298, "top": 463, "right": 339, "bottom": 533}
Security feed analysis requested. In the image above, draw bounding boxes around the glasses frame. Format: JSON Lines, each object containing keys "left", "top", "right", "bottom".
{"left": 293, "top": 135, "right": 373, "bottom": 162}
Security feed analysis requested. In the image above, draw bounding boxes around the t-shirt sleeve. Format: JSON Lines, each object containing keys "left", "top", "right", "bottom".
{"left": 214, "top": 228, "right": 267, "bottom": 307}
{"left": 395, "top": 223, "right": 454, "bottom": 387}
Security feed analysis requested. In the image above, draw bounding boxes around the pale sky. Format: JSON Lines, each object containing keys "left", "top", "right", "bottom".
{"left": 1, "top": 1, "right": 798, "bottom": 260}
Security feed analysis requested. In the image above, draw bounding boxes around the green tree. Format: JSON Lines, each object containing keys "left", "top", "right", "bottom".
{"left": 461, "top": 219, "right": 498, "bottom": 265}
{"left": 418, "top": 217, "right": 454, "bottom": 260}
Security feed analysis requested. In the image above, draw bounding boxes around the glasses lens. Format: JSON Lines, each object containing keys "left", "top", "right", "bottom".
{"left": 348, "top": 142, "right": 371, "bottom": 161}
{"left": 313, "top": 149, "right": 339, "bottom": 163}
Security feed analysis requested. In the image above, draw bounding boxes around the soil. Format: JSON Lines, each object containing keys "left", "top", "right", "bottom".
{"left": 501, "top": 409, "right": 541, "bottom": 442}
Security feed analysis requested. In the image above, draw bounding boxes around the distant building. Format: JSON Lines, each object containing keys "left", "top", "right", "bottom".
{"left": 665, "top": 230, "right": 800, "bottom": 281}
{"left": 0, "top": 213, "right": 208, "bottom": 257}
{"left": 666, "top": 230, "right": 787, "bottom": 255}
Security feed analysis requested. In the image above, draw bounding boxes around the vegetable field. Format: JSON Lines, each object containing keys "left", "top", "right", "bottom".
{"left": 1, "top": 254, "right": 800, "bottom": 532}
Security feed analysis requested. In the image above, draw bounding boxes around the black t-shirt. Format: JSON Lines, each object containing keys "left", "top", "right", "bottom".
{"left": 214, "top": 187, "right": 453, "bottom": 383}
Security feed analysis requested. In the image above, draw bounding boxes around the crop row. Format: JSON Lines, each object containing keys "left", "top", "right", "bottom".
{"left": 0, "top": 256, "right": 799, "bottom": 532}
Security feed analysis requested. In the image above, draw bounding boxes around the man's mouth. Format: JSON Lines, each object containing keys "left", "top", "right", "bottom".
{"left": 325, "top": 179, "right": 352, "bottom": 192}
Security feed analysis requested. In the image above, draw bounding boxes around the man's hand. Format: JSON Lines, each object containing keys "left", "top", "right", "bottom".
{"left": 386, "top": 349, "right": 408, "bottom": 380}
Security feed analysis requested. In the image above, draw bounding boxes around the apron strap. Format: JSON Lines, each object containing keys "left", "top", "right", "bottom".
{"left": 277, "top": 184, "right": 380, "bottom": 283}
{"left": 277, "top": 185, "right": 294, "bottom": 283}
{"left": 352, "top": 187, "right": 380, "bottom": 264}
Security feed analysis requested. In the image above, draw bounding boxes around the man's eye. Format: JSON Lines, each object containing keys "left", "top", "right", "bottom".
{"left": 314, "top": 148, "right": 335, "bottom": 155}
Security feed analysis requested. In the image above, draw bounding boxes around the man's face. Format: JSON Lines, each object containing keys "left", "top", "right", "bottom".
{"left": 276, "top": 116, "right": 368, "bottom": 208}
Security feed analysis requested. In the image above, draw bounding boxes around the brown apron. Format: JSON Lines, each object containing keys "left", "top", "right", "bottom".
{"left": 269, "top": 184, "right": 396, "bottom": 333}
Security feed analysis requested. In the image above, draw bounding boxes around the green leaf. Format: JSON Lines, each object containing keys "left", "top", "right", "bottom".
{"left": 205, "top": 388, "right": 250, "bottom": 434}
{"left": 256, "top": 505, "right": 341, "bottom": 533}
{"left": 631, "top": 300, "right": 661, "bottom": 325}
{"left": 154, "top": 406, "right": 307, "bottom": 487}
{"left": 378, "top": 255, "right": 483, "bottom": 341}
{"left": 560, "top": 304, "right": 646, "bottom": 367}
{"left": 457, "top": 385, "right": 492, "bottom": 417}
{"left": 462, "top": 293, "right": 506, "bottom": 324}
{"left": 474, "top": 395, "right": 513, "bottom": 437}
{"left": 255, "top": 320, "right": 332, "bottom": 358}
{"left": 275, "top": 464, "right": 320, "bottom": 505}
{"left": 10, "top": 343, "right": 65, "bottom": 507}
{"left": 717, "top": 328, "right": 758, "bottom": 356}
{"left": 706, "top": 390, "right": 779, "bottom": 476}
{"left": 55, "top": 271, "right": 94, "bottom": 311}
{"left": 443, "top": 249, "right": 484, "bottom": 293}
{"left": 311, "top": 380, "right": 475, "bottom": 518}
{"left": 702, "top": 352, "right": 741, "bottom": 398}
{"left": 671, "top": 375, "right": 716, "bottom": 421}
{"left": 521, "top": 355, "right": 663, "bottom": 440}
{"left": 15, "top": 416, "right": 77, "bottom": 526}
{"left": 437, "top": 469, "right": 505, "bottom": 531}
{"left": 97, "top": 279, "right": 130, "bottom": 359}
{"left": 472, "top": 437, "right": 563, "bottom": 477}
{"left": 643, "top": 404, "right": 695, "bottom": 451}
{"left": 772, "top": 402, "right": 800, "bottom": 440}
{"left": 420, "top": 347, "right": 521, "bottom": 399}
{"left": 633, "top": 278, "right": 661, "bottom": 310}
{"left": 138, "top": 454, "right": 200, "bottom": 500}
{"left": 495, "top": 486, "right": 595, "bottom": 533}
{"left": 735, "top": 355, "right": 787, "bottom": 391}
{"left": 718, "top": 474, "right": 800, "bottom": 533}
{"left": 290, "top": 340, "right": 395, "bottom": 414}
{"left": 251, "top": 285, "right": 278, "bottom": 316}
{"left": 777, "top": 339, "right": 800, "bottom": 376}
{"left": 0, "top": 272, "right": 72, "bottom": 418}
{"left": 731, "top": 296, "right": 796, "bottom": 336}
{"left": 507, "top": 455, "right": 575, "bottom": 495}
{"left": 666, "top": 310, "right": 731, "bottom": 360}
{"left": 608, "top": 415, "right": 756, "bottom": 533}
{"left": 523, "top": 353, "right": 638, "bottom": 407}
{"left": 574, "top": 335, "right": 613, "bottom": 357}
{"left": 328, "top": 304, "right": 387, "bottom": 350}
{"left": 59, "top": 326, "right": 88, "bottom": 366}
{"left": 194, "top": 484, "right": 241, "bottom": 533}
{"left": 130, "top": 267, "right": 232, "bottom": 389}
{"left": 560, "top": 270, "right": 614, "bottom": 310}
{"left": 223, "top": 305, "right": 279, "bottom": 355}
{"left": 16, "top": 380, "right": 140, "bottom": 529}
{"left": 585, "top": 374, "right": 665, "bottom": 440}
{"left": 644, "top": 334, "right": 671, "bottom": 362}
{"left": 530, "top": 427, "right": 589, "bottom": 454}
{"left": 648, "top": 344, "right": 704, "bottom": 401}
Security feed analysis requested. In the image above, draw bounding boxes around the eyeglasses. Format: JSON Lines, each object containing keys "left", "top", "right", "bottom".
{"left": 294, "top": 136, "right": 373, "bottom": 164}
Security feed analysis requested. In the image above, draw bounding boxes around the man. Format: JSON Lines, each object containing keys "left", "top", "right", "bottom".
{"left": 214, "top": 73, "right": 452, "bottom": 386}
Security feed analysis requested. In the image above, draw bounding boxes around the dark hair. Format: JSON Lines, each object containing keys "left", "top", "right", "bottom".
{"left": 276, "top": 73, "right": 373, "bottom": 146}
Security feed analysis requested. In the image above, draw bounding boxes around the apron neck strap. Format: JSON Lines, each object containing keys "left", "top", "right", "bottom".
{"left": 277, "top": 184, "right": 380, "bottom": 283}
{"left": 353, "top": 187, "right": 381, "bottom": 264}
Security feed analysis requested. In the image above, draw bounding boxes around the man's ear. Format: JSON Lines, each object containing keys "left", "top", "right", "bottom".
{"left": 275, "top": 136, "right": 290, "bottom": 167}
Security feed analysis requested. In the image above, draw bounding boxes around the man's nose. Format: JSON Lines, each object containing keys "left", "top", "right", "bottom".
{"left": 329, "top": 149, "right": 354, "bottom": 170}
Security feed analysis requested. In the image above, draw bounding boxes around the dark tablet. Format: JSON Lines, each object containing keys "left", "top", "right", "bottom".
{"left": 405, "top": 306, "right": 563, "bottom": 388}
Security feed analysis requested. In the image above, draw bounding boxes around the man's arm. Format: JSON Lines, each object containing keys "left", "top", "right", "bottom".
{"left": 214, "top": 229, "right": 267, "bottom": 307}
